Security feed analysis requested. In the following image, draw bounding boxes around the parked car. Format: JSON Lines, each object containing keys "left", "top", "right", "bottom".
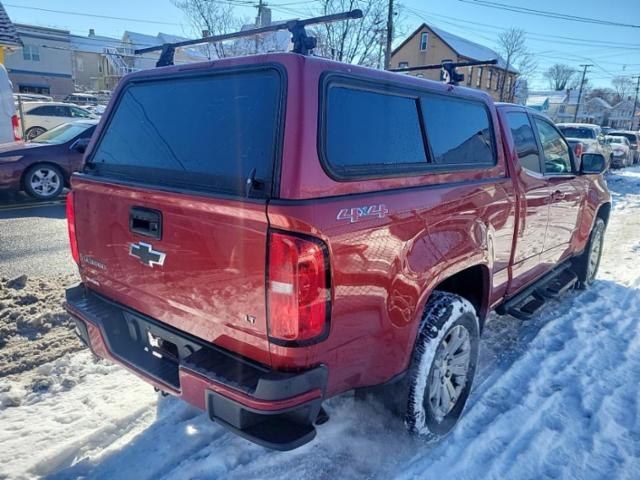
{"left": 0, "top": 65, "right": 20, "bottom": 143}
{"left": 64, "top": 93, "right": 99, "bottom": 106}
{"left": 608, "top": 130, "right": 640, "bottom": 164}
{"left": 13, "top": 93, "right": 54, "bottom": 103}
{"left": 65, "top": 53, "right": 611, "bottom": 451}
{"left": 556, "top": 123, "right": 612, "bottom": 164}
{"left": 84, "top": 104, "right": 107, "bottom": 116}
{"left": 606, "top": 135, "right": 632, "bottom": 168}
{"left": 0, "top": 119, "right": 97, "bottom": 200}
{"left": 20, "top": 102, "right": 96, "bottom": 140}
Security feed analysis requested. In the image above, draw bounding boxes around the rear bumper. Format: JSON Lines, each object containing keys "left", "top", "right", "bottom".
{"left": 65, "top": 283, "right": 327, "bottom": 451}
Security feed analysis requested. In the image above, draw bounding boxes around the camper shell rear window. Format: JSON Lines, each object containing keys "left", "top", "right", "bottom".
{"left": 87, "top": 66, "right": 285, "bottom": 198}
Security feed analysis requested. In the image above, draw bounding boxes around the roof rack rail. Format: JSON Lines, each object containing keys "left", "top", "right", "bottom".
{"left": 390, "top": 59, "right": 498, "bottom": 86}
{"left": 135, "top": 9, "right": 364, "bottom": 68}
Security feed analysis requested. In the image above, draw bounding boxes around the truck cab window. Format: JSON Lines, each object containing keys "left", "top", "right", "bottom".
{"left": 534, "top": 118, "right": 573, "bottom": 174}
{"left": 506, "top": 112, "right": 542, "bottom": 173}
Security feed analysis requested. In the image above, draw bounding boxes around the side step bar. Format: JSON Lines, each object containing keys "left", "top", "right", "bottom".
{"left": 497, "top": 263, "right": 578, "bottom": 320}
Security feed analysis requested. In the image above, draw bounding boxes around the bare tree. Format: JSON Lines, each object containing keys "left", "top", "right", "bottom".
{"left": 313, "top": 0, "right": 392, "bottom": 67}
{"left": 612, "top": 75, "right": 634, "bottom": 103}
{"left": 496, "top": 28, "right": 536, "bottom": 102}
{"left": 587, "top": 87, "right": 615, "bottom": 105}
{"left": 172, "top": 0, "right": 243, "bottom": 58}
{"left": 545, "top": 64, "right": 576, "bottom": 91}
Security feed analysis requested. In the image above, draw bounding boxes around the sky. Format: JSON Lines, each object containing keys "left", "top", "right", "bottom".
{"left": 4, "top": 0, "right": 640, "bottom": 90}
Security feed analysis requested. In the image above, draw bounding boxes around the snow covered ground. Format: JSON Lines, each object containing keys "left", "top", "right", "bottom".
{"left": 2, "top": 168, "right": 640, "bottom": 480}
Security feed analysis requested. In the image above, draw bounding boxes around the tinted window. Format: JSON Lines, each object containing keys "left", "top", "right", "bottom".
{"left": 557, "top": 126, "right": 596, "bottom": 140}
{"left": 534, "top": 118, "right": 573, "bottom": 174}
{"left": 90, "top": 68, "right": 282, "bottom": 196}
{"left": 506, "top": 112, "right": 541, "bottom": 173}
{"left": 421, "top": 95, "right": 495, "bottom": 166}
{"left": 325, "top": 86, "right": 427, "bottom": 175}
{"left": 70, "top": 106, "right": 91, "bottom": 118}
{"left": 28, "top": 105, "right": 56, "bottom": 116}
{"left": 610, "top": 132, "right": 638, "bottom": 146}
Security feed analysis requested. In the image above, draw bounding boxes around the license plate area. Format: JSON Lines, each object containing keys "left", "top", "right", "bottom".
{"left": 100, "top": 310, "right": 202, "bottom": 390}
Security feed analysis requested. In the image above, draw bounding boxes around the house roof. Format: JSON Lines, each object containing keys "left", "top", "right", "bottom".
{"left": 587, "top": 97, "right": 612, "bottom": 109}
{"left": 392, "top": 23, "right": 516, "bottom": 73}
{"left": 0, "top": 2, "right": 20, "bottom": 47}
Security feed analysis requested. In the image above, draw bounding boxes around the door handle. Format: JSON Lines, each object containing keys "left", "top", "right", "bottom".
{"left": 130, "top": 207, "right": 162, "bottom": 240}
{"left": 552, "top": 190, "right": 565, "bottom": 201}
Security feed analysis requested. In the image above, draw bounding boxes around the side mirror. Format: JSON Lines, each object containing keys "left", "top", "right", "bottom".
{"left": 69, "top": 138, "right": 90, "bottom": 154}
{"left": 581, "top": 153, "right": 607, "bottom": 174}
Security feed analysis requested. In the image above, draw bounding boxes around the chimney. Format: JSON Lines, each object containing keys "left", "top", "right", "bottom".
{"left": 89, "top": 28, "right": 95, "bottom": 37}
{"left": 260, "top": 7, "right": 272, "bottom": 27}
{"left": 202, "top": 29, "right": 210, "bottom": 38}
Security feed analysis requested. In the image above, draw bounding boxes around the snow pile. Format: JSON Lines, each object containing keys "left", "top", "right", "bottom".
{"left": 1, "top": 169, "right": 640, "bottom": 479}
{"left": 0, "top": 274, "right": 83, "bottom": 382}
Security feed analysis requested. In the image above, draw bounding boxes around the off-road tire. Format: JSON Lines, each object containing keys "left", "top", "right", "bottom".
{"left": 575, "top": 217, "right": 606, "bottom": 289}
{"left": 402, "top": 291, "right": 480, "bottom": 440}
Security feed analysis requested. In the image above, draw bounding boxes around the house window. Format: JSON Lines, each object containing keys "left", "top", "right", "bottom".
{"left": 506, "top": 75, "right": 512, "bottom": 95}
{"left": 22, "top": 45, "right": 40, "bottom": 61}
{"left": 398, "top": 62, "right": 409, "bottom": 69}
{"left": 559, "top": 105, "right": 566, "bottom": 114}
{"left": 476, "top": 67, "right": 483, "bottom": 88}
{"left": 467, "top": 67, "right": 473, "bottom": 86}
{"left": 495, "top": 72, "right": 501, "bottom": 91}
{"left": 487, "top": 69, "right": 493, "bottom": 89}
{"left": 420, "top": 32, "right": 428, "bottom": 51}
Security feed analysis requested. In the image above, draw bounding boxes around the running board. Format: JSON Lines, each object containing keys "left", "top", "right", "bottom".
{"left": 497, "top": 264, "right": 577, "bottom": 320}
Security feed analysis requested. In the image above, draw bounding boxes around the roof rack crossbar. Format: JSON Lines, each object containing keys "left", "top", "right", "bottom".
{"left": 390, "top": 58, "right": 498, "bottom": 86}
{"left": 135, "top": 9, "right": 363, "bottom": 67}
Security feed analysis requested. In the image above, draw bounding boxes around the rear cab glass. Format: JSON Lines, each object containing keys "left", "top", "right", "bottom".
{"left": 87, "top": 66, "right": 284, "bottom": 198}
{"left": 557, "top": 126, "right": 596, "bottom": 140}
{"left": 321, "top": 76, "right": 496, "bottom": 179}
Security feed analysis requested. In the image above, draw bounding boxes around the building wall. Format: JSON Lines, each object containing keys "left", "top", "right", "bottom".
{"left": 390, "top": 26, "right": 516, "bottom": 102}
{"left": 5, "top": 25, "right": 73, "bottom": 98}
{"left": 73, "top": 51, "right": 104, "bottom": 91}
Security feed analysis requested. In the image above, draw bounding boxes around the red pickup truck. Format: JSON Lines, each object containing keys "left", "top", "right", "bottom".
{"left": 65, "top": 53, "right": 610, "bottom": 450}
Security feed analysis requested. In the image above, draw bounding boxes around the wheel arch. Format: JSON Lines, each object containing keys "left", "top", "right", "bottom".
{"left": 595, "top": 202, "right": 611, "bottom": 226}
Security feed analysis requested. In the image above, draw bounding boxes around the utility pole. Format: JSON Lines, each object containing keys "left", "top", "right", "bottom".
{"left": 384, "top": 0, "right": 394, "bottom": 70}
{"left": 630, "top": 75, "right": 640, "bottom": 130}
{"left": 255, "top": 0, "right": 264, "bottom": 54}
{"left": 573, "top": 64, "right": 592, "bottom": 122}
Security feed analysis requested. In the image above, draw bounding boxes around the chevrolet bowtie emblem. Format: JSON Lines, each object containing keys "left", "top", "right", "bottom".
{"left": 129, "top": 242, "right": 166, "bottom": 268}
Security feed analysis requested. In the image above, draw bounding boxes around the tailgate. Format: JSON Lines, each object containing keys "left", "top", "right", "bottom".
{"left": 73, "top": 178, "right": 272, "bottom": 365}
{"left": 71, "top": 65, "right": 285, "bottom": 366}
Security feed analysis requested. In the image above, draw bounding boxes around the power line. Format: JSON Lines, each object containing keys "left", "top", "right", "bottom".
{"left": 4, "top": 3, "right": 184, "bottom": 27}
{"left": 458, "top": 0, "right": 640, "bottom": 29}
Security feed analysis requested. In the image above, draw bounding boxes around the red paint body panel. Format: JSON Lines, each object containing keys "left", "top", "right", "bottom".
{"left": 71, "top": 53, "right": 611, "bottom": 406}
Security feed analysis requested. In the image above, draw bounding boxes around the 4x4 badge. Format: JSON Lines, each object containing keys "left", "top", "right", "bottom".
{"left": 337, "top": 204, "right": 388, "bottom": 223}
{"left": 129, "top": 242, "right": 166, "bottom": 268}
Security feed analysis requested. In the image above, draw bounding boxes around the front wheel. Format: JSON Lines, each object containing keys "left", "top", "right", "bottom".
{"left": 403, "top": 291, "right": 480, "bottom": 439}
{"left": 23, "top": 164, "right": 64, "bottom": 200}
{"left": 575, "top": 217, "right": 605, "bottom": 289}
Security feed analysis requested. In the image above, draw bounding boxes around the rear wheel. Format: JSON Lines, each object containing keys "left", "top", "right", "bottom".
{"left": 25, "top": 126, "right": 46, "bottom": 141}
{"left": 575, "top": 217, "right": 605, "bottom": 289}
{"left": 403, "top": 292, "right": 480, "bottom": 440}
{"left": 23, "top": 164, "right": 64, "bottom": 200}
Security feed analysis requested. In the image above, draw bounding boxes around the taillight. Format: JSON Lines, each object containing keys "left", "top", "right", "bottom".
{"left": 573, "top": 142, "right": 583, "bottom": 158}
{"left": 267, "top": 231, "right": 330, "bottom": 345}
{"left": 11, "top": 115, "right": 21, "bottom": 141}
{"left": 66, "top": 191, "right": 80, "bottom": 264}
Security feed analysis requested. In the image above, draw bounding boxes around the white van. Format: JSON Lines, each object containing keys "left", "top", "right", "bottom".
{"left": 0, "top": 64, "right": 20, "bottom": 143}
